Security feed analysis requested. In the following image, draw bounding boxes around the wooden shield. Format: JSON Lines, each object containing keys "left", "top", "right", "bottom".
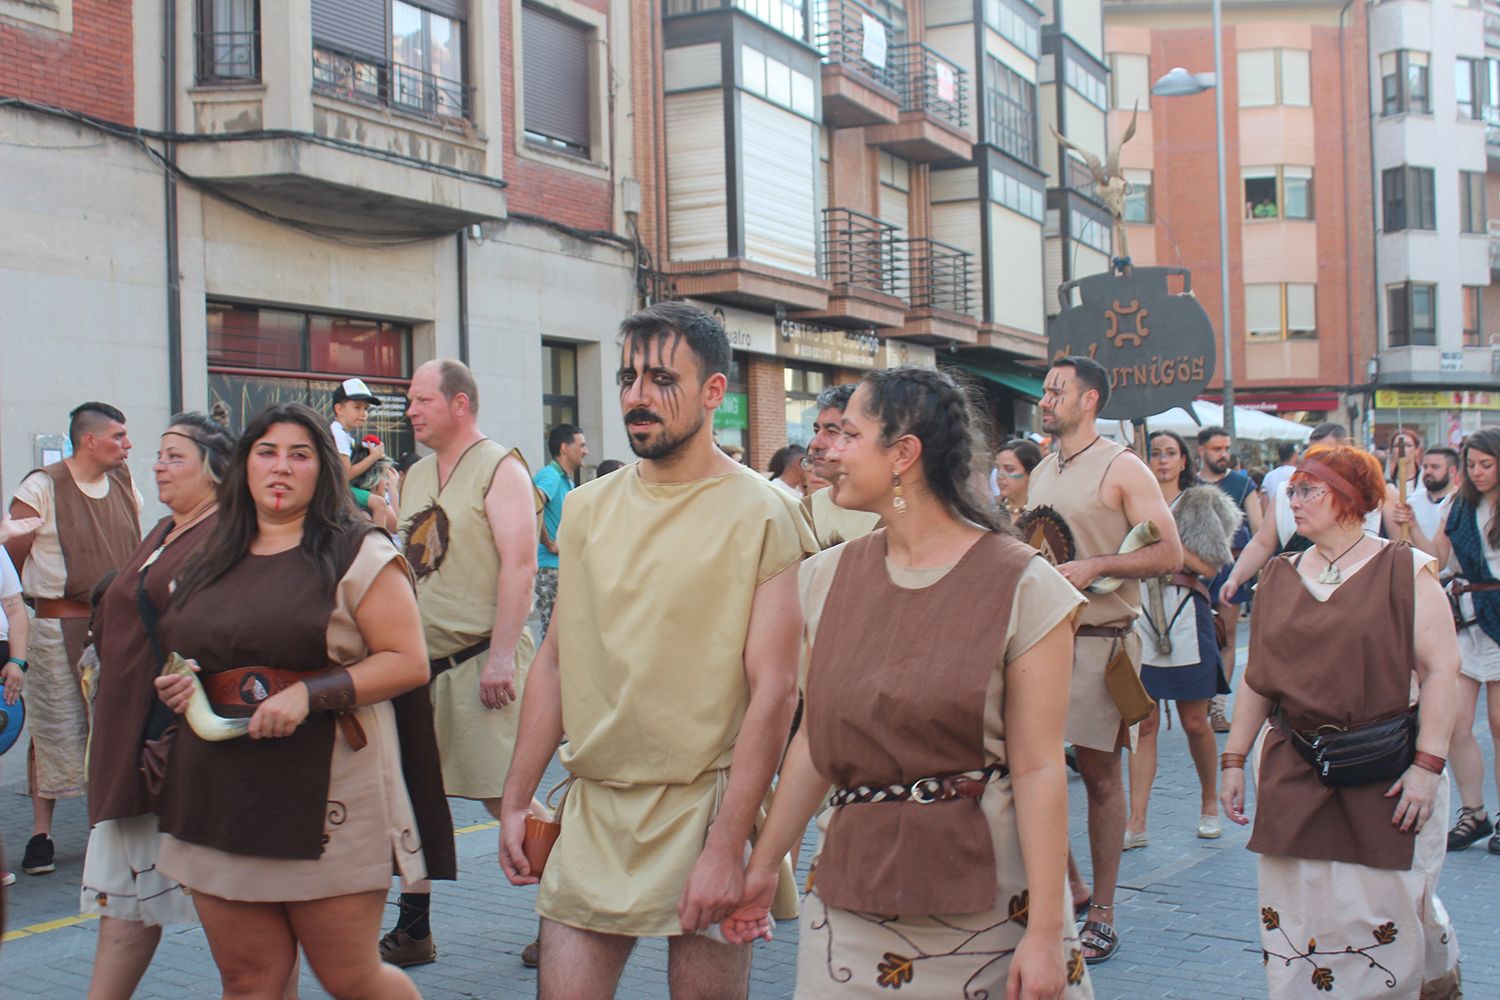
{"left": 1014, "top": 505, "right": 1076, "bottom": 567}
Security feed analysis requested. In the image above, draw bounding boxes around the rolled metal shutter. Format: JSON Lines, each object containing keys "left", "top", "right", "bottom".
{"left": 311, "top": 0, "right": 388, "bottom": 62}
{"left": 523, "top": 4, "right": 591, "bottom": 150}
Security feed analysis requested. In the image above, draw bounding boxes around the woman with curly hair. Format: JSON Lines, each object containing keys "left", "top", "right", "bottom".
{"left": 720, "top": 366, "right": 1092, "bottom": 999}
{"left": 1221, "top": 446, "right": 1462, "bottom": 998}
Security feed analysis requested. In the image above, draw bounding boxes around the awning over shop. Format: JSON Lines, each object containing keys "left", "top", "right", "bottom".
{"left": 947, "top": 359, "right": 1046, "bottom": 401}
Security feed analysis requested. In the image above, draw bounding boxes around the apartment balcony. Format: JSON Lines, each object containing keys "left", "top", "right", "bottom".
{"left": 798, "top": 208, "right": 909, "bottom": 327}
{"left": 1487, "top": 3, "right": 1500, "bottom": 50}
{"left": 177, "top": 12, "right": 504, "bottom": 240}
{"left": 815, "top": 0, "right": 901, "bottom": 127}
{"left": 865, "top": 43, "right": 972, "bottom": 163}
{"left": 893, "top": 237, "right": 979, "bottom": 343}
{"left": 1490, "top": 219, "right": 1500, "bottom": 274}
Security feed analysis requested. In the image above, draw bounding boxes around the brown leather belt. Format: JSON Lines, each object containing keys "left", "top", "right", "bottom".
{"left": 829, "top": 763, "right": 1009, "bottom": 807}
{"left": 32, "top": 597, "right": 90, "bottom": 619}
{"left": 1168, "top": 572, "right": 1212, "bottom": 603}
{"left": 199, "top": 665, "right": 367, "bottom": 750}
{"left": 1452, "top": 581, "right": 1500, "bottom": 595}
{"left": 1077, "top": 624, "right": 1131, "bottom": 639}
{"left": 430, "top": 638, "right": 491, "bottom": 677}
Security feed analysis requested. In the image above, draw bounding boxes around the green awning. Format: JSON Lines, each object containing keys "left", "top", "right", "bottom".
{"left": 947, "top": 360, "right": 1046, "bottom": 401}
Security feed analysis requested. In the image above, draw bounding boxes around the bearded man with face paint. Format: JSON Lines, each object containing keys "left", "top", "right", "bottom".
{"left": 499, "top": 302, "right": 817, "bottom": 1000}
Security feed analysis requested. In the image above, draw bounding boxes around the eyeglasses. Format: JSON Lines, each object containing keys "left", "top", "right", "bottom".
{"left": 1285, "top": 483, "right": 1329, "bottom": 504}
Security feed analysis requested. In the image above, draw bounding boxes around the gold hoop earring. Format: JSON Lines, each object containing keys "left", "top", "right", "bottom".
{"left": 891, "top": 469, "right": 907, "bottom": 514}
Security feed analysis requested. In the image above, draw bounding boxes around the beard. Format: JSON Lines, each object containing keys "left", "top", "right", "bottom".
{"left": 1203, "top": 456, "right": 1229, "bottom": 475}
{"left": 626, "top": 410, "right": 705, "bottom": 460}
{"left": 1422, "top": 473, "right": 1449, "bottom": 493}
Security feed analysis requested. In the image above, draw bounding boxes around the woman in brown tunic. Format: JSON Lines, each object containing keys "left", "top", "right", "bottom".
{"left": 1220, "top": 446, "right": 1462, "bottom": 998}
{"left": 153, "top": 403, "right": 449, "bottom": 1000}
{"left": 722, "top": 367, "right": 1091, "bottom": 999}
{"left": 80, "top": 408, "right": 232, "bottom": 1000}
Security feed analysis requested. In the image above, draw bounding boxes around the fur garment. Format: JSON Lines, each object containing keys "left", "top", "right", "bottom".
{"left": 1175, "top": 485, "right": 1242, "bottom": 570}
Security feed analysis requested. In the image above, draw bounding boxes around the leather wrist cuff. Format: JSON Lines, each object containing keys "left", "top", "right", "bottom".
{"left": 1219, "top": 752, "right": 1247, "bottom": 771}
{"left": 1412, "top": 751, "right": 1446, "bottom": 775}
{"left": 303, "top": 668, "right": 356, "bottom": 713}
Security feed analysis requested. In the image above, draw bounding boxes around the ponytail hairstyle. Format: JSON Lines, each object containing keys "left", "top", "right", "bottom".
{"left": 166, "top": 401, "right": 236, "bottom": 484}
{"left": 858, "top": 366, "right": 1005, "bottom": 531}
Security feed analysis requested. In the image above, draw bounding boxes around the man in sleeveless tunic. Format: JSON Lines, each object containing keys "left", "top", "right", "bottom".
{"left": 500, "top": 302, "right": 817, "bottom": 1000}
{"left": 5, "top": 402, "right": 141, "bottom": 876}
{"left": 1028, "top": 358, "right": 1182, "bottom": 962}
{"left": 379, "top": 359, "right": 541, "bottom": 967}
{"left": 803, "top": 384, "right": 880, "bottom": 549}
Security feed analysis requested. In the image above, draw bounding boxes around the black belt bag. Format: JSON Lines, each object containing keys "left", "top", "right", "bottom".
{"left": 1274, "top": 708, "right": 1417, "bottom": 789}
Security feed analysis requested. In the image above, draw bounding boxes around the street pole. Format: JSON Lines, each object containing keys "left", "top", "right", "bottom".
{"left": 1212, "top": 0, "right": 1236, "bottom": 444}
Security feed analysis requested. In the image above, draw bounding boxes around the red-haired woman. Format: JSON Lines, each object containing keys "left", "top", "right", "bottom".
{"left": 1220, "top": 446, "right": 1463, "bottom": 997}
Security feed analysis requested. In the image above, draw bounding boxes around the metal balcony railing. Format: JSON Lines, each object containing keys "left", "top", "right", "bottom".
{"left": 814, "top": 0, "right": 897, "bottom": 91}
{"left": 312, "top": 47, "right": 472, "bottom": 123}
{"left": 195, "top": 30, "right": 260, "bottom": 83}
{"left": 822, "top": 208, "right": 900, "bottom": 295}
{"left": 897, "top": 238, "right": 972, "bottom": 314}
{"left": 890, "top": 42, "right": 966, "bottom": 130}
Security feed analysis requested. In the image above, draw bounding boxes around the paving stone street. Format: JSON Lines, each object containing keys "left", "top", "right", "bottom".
{"left": 2, "top": 631, "right": 1497, "bottom": 999}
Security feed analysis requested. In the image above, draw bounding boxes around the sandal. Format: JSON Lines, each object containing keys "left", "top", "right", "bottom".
{"left": 1446, "top": 806, "right": 1493, "bottom": 852}
{"left": 1080, "top": 920, "right": 1120, "bottom": 964}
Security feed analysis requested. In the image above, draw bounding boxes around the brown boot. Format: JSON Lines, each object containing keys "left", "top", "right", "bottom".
{"left": 379, "top": 928, "right": 437, "bottom": 967}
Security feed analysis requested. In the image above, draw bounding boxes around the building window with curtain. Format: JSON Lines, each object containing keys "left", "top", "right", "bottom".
{"left": 1382, "top": 166, "right": 1436, "bottom": 232}
{"left": 311, "top": 0, "right": 470, "bottom": 122}
{"left": 1463, "top": 286, "right": 1482, "bottom": 347}
{"left": 1108, "top": 52, "right": 1150, "bottom": 111}
{"left": 1386, "top": 282, "right": 1436, "bottom": 348}
{"left": 1380, "top": 51, "right": 1430, "bottom": 116}
{"left": 1245, "top": 283, "right": 1316, "bottom": 340}
{"left": 985, "top": 58, "right": 1037, "bottom": 164}
{"left": 1237, "top": 48, "right": 1309, "bottom": 108}
{"left": 391, "top": 1, "right": 467, "bottom": 118}
{"left": 206, "top": 302, "right": 415, "bottom": 455}
{"left": 1123, "top": 169, "right": 1152, "bottom": 223}
{"left": 541, "top": 341, "right": 580, "bottom": 462}
{"left": 196, "top": 0, "right": 260, "bottom": 82}
{"left": 522, "top": 3, "right": 593, "bottom": 158}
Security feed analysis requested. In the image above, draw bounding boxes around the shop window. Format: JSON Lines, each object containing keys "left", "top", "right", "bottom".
{"left": 206, "top": 302, "right": 414, "bottom": 456}
{"left": 1387, "top": 281, "right": 1436, "bottom": 348}
{"left": 542, "top": 340, "right": 579, "bottom": 463}
{"left": 1463, "top": 285, "right": 1482, "bottom": 347}
{"left": 783, "top": 364, "right": 830, "bottom": 447}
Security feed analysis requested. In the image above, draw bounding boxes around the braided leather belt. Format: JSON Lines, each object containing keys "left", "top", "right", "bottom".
{"left": 828, "top": 763, "right": 1009, "bottom": 807}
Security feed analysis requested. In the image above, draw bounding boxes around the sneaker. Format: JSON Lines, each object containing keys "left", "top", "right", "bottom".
{"left": 1, "top": 871, "right": 15, "bottom": 887}
{"left": 1446, "top": 807, "right": 1493, "bottom": 852}
{"left": 379, "top": 928, "right": 437, "bottom": 967}
{"left": 1197, "top": 815, "right": 1222, "bottom": 839}
{"left": 521, "top": 938, "right": 540, "bottom": 968}
{"left": 21, "top": 834, "right": 54, "bottom": 875}
{"left": 1209, "top": 701, "right": 1231, "bottom": 733}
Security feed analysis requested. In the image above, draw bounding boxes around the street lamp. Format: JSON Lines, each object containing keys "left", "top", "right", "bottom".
{"left": 1151, "top": 0, "right": 1236, "bottom": 446}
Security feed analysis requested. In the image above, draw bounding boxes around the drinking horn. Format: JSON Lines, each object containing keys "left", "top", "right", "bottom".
{"left": 1089, "top": 520, "right": 1162, "bottom": 594}
{"left": 160, "top": 653, "right": 251, "bottom": 741}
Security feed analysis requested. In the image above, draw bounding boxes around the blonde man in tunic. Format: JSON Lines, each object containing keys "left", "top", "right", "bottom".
{"left": 499, "top": 302, "right": 816, "bottom": 1000}
{"left": 379, "top": 359, "right": 541, "bottom": 967}
{"left": 1028, "top": 357, "right": 1182, "bottom": 964}
{"left": 6, "top": 401, "right": 142, "bottom": 877}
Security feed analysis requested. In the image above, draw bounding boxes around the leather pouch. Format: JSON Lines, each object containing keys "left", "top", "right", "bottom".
{"left": 1103, "top": 640, "right": 1154, "bottom": 727}
{"left": 1277, "top": 708, "right": 1417, "bottom": 789}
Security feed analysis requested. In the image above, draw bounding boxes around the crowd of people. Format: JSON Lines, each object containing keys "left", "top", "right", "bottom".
{"left": 0, "top": 299, "right": 1490, "bottom": 999}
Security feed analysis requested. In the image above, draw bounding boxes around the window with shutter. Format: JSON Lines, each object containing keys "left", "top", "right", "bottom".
{"left": 312, "top": 0, "right": 388, "bottom": 62}
{"left": 1286, "top": 284, "right": 1316, "bottom": 339}
{"left": 1238, "top": 50, "right": 1276, "bottom": 108}
{"left": 1245, "top": 284, "right": 1283, "bottom": 339}
{"left": 523, "top": 3, "right": 593, "bottom": 157}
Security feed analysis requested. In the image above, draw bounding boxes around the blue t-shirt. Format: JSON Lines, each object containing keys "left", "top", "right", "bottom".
{"left": 534, "top": 461, "right": 572, "bottom": 569}
{"left": 1204, "top": 469, "right": 1256, "bottom": 606}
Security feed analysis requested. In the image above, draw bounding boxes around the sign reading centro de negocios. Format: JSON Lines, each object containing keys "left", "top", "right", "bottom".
{"left": 1047, "top": 266, "right": 1218, "bottom": 421}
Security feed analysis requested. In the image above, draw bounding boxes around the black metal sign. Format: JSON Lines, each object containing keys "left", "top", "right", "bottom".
{"left": 1048, "top": 266, "right": 1217, "bottom": 421}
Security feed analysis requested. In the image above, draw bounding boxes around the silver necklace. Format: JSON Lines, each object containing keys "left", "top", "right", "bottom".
{"left": 1315, "top": 534, "right": 1365, "bottom": 585}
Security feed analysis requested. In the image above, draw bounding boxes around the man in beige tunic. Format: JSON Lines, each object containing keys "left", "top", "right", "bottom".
{"left": 803, "top": 383, "right": 880, "bottom": 549}
{"left": 6, "top": 402, "right": 141, "bottom": 876}
{"left": 379, "top": 359, "right": 540, "bottom": 967}
{"left": 1028, "top": 357, "right": 1181, "bottom": 964}
{"left": 500, "top": 302, "right": 816, "bottom": 1000}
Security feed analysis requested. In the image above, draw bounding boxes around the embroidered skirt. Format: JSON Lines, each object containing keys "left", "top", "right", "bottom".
{"left": 794, "top": 780, "right": 1093, "bottom": 998}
